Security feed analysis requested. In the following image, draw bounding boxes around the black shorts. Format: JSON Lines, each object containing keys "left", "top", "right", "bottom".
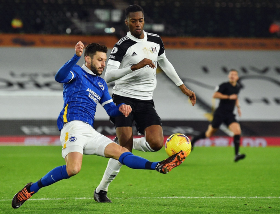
{"left": 211, "top": 111, "right": 237, "bottom": 129}
{"left": 110, "top": 94, "right": 162, "bottom": 135}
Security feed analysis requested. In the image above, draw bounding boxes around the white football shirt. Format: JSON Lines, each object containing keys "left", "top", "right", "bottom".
{"left": 106, "top": 31, "right": 167, "bottom": 100}
{"left": 106, "top": 31, "right": 183, "bottom": 100}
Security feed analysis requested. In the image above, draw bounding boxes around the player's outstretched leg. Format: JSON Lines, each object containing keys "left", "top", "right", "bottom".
{"left": 155, "top": 150, "right": 186, "bottom": 174}
{"left": 12, "top": 183, "right": 34, "bottom": 209}
{"left": 12, "top": 165, "right": 70, "bottom": 209}
{"left": 117, "top": 150, "right": 186, "bottom": 174}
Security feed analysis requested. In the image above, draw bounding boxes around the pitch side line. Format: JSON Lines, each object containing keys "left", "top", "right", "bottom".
{"left": 1, "top": 196, "right": 280, "bottom": 202}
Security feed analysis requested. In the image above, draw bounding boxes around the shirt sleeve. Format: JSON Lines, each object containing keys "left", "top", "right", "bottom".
{"left": 104, "top": 64, "right": 132, "bottom": 83}
{"left": 216, "top": 83, "right": 226, "bottom": 93}
{"left": 158, "top": 57, "right": 183, "bottom": 86}
{"left": 103, "top": 102, "right": 123, "bottom": 117}
{"left": 55, "top": 54, "right": 79, "bottom": 83}
{"left": 107, "top": 44, "right": 126, "bottom": 68}
{"left": 157, "top": 36, "right": 165, "bottom": 58}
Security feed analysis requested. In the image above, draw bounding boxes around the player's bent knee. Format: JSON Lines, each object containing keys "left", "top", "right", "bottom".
{"left": 150, "top": 143, "right": 163, "bottom": 151}
{"left": 66, "top": 165, "right": 81, "bottom": 176}
{"left": 112, "top": 146, "right": 130, "bottom": 161}
{"left": 146, "top": 137, "right": 164, "bottom": 151}
{"left": 104, "top": 142, "right": 130, "bottom": 159}
{"left": 120, "top": 146, "right": 130, "bottom": 153}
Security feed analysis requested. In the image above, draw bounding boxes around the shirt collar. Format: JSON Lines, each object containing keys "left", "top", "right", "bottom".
{"left": 81, "top": 64, "right": 96, "bottom": 76}
{"left": 127, "top": 30, "right": 147, "bottom": 42}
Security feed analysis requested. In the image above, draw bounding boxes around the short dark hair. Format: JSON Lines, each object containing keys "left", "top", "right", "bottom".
{"left": 229, "top": 69, "right": 238, "bottom": 73}
{"left": 125, "top": 4, "right": 144, "bottom": 18}
{"left": 84, "top": 43, "right": 107, "bottom": 58}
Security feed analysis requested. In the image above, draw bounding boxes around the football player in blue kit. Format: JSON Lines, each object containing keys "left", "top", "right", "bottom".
{"left": 191, "top": 69, "right": 246, "bottom": 162}
{"left": 94, "top": 4, "right": 196, "bottom": 203}
{"left": 12, "top": 41, "right": 187, "bottom": 209}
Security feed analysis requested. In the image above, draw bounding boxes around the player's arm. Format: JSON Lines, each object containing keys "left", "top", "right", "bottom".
{"left": 103, "top": 102, "right": 132, "bottom": 117}
{"left": 213, "top": 92, "right": 238, "bottom": 100}
{"left": 105, "top": 41, "right": 155, "bottom": 83}
{"left": 235, "top": 98, "right": 242, "bottom": 117}
{"left": 213, "top": 83, "right": 237, "bottom": 100}
{"left": 104, "top": 64, "right": 133, "bottom": 83}
{"left": 158, "top": 57, "right": 196, "bottom": 106}
{"left": 105, "top": 58, "right": 156, "bottom": 83}
{"left": 213, "top": 91, "right": 229, "bottom": 99}
{"left": 100, "top": 82, "right": 132, "bottom": 117}
{"left": 104, "top": 44, "right": 132, "bottom": 83}
{"left": 55, "top": 41, "right": 84, "bottom": 83}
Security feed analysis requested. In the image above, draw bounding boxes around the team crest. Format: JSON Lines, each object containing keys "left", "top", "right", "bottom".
{"left": 111, "top": 47, "right": 118, "bottom": 54}
{"left": 69, "top": 136, "right": 77, "bottom": 142}
{"left": 98, "top": 82, "right": 104, "bottom": 90}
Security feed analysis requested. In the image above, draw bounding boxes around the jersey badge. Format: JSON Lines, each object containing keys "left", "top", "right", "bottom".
{"left": 69, "top": 136, "right": 77, "bottom": 142}
{"left": 111, "top": 47, "right": 118, "bottom": 54}
{"left": 98, "top": 82, "right": 104, "bottom": 90}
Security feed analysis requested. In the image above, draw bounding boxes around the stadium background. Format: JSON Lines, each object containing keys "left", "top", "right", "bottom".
{"left": 0, "top": 0, "right": 280, "bottom": 147}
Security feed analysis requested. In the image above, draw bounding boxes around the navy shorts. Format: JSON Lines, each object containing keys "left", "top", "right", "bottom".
{"left": 110, "top": 94, "right": 162, "bottom": 135}
{"left": 211, "top": 111, "right": 237, "bottom": 129}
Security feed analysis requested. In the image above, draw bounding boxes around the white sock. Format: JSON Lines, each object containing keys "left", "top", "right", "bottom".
{"left": 96, "top": 158, "right": 122, "bottom": 193}
{"left": 133, "top": 137, "right": 155, "bottom": 152}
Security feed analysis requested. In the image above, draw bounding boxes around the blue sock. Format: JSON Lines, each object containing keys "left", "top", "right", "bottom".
{"left": 30, "top": 165, "right": 70, "bottom": 193}
{"left": 119, "top": 152, "right": 159, "bottom": 170}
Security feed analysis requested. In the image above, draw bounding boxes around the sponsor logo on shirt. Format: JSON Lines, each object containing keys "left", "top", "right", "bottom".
{"left": 151, "top": 47, "right": 157, "bottom": 53}
{"left": 87, "top": 88, "right": 101, "bottom": 103}
{"left": 143, "top": 47, "right": 158, "bottom": 55}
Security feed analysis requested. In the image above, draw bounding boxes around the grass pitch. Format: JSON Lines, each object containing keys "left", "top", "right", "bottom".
{"left": 0, "top": 146, "right": 279, "bottom": 213}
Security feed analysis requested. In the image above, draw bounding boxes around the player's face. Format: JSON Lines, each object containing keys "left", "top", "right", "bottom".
{"left": 89, "top": 51, "right": 107, "bottom": 76}
{"left": 125, "top": 11, "right": 144, "bottom": 39}
{"left": 228, "top": 70, "right": 239, "bottom": 83}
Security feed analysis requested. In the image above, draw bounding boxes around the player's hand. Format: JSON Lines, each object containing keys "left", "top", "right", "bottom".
{"left": 188, "top": 91, "right": 196, "bottom": 106}
{"left": 119, "top": 104, "right": 132, "bottom": 117}
{"left": 229, "top": 94, "right": 238, "bottom": 100}
{"left": 75, "top": 41, "right": 84, "bottom": 57}
{"left": 131, "top": 58, "right": 155, "bottom": 71}
{"left": 179, "top": 84, "right": 196, "bottom": 106}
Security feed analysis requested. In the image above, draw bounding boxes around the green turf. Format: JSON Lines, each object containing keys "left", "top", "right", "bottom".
{"left": 0, "top": 146, "right": 279, "bottom": 213}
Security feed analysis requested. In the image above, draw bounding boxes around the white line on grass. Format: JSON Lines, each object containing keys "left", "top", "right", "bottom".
{"left": 1, "top": 196, "right": 280, "bottom": 202}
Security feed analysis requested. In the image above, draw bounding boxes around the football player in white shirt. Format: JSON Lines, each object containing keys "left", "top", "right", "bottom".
{"left": 94, "top": 4, "right": 196, "bottom": 203}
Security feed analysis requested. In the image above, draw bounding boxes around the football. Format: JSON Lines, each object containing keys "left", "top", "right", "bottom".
{"left": 165, "top": 133, "right": 192, "bottom": 157}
